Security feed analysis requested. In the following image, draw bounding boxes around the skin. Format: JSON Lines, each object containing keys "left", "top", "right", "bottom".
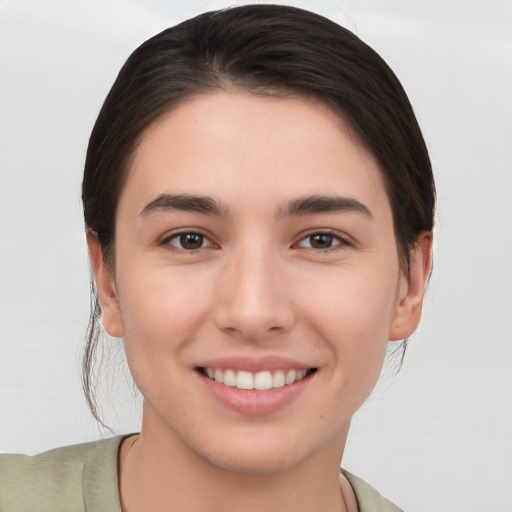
{"left": 88, "top": 91, "right": 432, "bottom": 512}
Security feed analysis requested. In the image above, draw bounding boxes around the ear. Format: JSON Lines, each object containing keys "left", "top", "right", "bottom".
{"left": 86, "top": 229, "right": 124, "bottom": 338}
{"left": 389, "top": 232, "right": 433, "bottom": 341}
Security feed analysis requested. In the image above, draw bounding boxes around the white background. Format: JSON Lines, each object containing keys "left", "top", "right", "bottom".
{"left": 1, "top": 1, "right": 511, "bottom": 510}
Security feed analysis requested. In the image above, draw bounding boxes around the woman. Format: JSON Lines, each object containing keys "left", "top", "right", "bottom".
{"left": 0, "top": 5, "right": 434, "bottom": 511}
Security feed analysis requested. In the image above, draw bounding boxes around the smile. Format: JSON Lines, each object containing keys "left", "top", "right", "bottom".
{"left": 200, "top": 367, "right": 316, "bottom": 391}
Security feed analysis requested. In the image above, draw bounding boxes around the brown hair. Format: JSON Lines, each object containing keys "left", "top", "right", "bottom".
{"left": 82, "top": 4, "right": 435, "bottom": 424}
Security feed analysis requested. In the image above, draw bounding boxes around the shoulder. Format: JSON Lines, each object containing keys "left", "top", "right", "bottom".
{"left": 342, "top": 469, "right": 405, "bottom": 512}
{"left": 0, "top": 436, "right": 124, "bottom": 512}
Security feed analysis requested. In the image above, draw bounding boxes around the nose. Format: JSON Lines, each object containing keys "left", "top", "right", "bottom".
{"left": 213, "top": 246, "right": 295, "bottom": 342}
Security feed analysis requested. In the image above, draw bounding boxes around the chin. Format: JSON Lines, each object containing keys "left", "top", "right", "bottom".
{"left": 193, "top": 425, "right": 339, "bottom": 476}
{"left": 203, "top": 445, "right": 308, "bottom": 475}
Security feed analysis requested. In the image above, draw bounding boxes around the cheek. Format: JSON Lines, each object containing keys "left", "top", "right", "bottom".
{"left": 298, "top": 261, "right": 400, "bottom": 369}
{"left": 115, "top": 265, "right": 213, "bottom": 359}
{"left": 113, "top": 265, "right": 217, "bottom": 407}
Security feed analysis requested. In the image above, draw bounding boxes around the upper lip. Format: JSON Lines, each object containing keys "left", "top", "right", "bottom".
{"left": 196, "top": 355, "right": 315, "bottom": 373}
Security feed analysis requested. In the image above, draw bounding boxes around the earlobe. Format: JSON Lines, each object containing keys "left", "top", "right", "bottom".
{"left": 389, "top": 232, "right": 433, "bottom": 341}
{"left": 86, "top": 229, "right": 124, "bottom": 338}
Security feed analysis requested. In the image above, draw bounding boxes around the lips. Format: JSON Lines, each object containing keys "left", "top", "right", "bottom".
{"left": 196, "top": 358, "right": 317, "bottom": 415}
{"left": 200, "top": 367, "right": 314, "bottom": 390}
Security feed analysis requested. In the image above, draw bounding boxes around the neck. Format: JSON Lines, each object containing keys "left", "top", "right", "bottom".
{"left": 119, "top": 405, "right": 351, "bottom": 512}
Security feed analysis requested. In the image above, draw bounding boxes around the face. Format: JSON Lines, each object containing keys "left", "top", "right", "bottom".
{"left": 91, "top": 91, "right": 430, "bottom": 474}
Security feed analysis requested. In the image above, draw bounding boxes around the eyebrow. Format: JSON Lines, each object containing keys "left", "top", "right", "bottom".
{"left": 140, "top": 194, "right": 229, "bottom": 217}
{"left": 279, "top": 195, "right": 372, "bottom": 218}
{"left": 139, "top": 193, "right": 371, "bottom": 219}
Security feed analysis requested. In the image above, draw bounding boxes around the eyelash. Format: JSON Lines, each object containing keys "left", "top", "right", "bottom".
{"left": 161, "top": 230, "right": 351, "bottom": 253}
{"left": 162, "top": 231, "right": 216, "bottom": 252}
{"left": 294, "top": 230, "right": 351, "bottom": 253}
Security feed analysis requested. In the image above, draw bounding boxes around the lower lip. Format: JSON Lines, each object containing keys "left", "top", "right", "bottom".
{"left": 199, "top": 372, "right": 312, "bottom": 416}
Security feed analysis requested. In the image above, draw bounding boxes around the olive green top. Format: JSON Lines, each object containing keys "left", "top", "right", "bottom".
{"left": 0, "top": 436, "right": 403, "bottom": 511}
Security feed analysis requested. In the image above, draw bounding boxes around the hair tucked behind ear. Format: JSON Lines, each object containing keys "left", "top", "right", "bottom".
{"left": 82, "top": 4, "right": 435, "bottom": 423}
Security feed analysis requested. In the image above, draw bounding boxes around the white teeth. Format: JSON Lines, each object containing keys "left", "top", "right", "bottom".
{"left": 204, "top": 367, "right": 311, "bottom": 390}
{"left": 254, "top": 371, "right": 272, "bottom": 390}
{"left": 285, "top": 370, "right": 296, "bottom": 385}
{"left": 236, "top": 371, "right": 254, "bottom": 390}
{"left": 296, "top": 369, "right": 307, "bottom": 380}
{"left": 223, "top": 369, "right": 236, "bottom": 387}
{"left": 214, "top": 369, "right": 224, "bottom": 384}
{"left": 272, "top": 370, "right": 285, "bottom": 388}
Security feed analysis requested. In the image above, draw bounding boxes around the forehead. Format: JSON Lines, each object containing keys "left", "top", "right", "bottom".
{"left": 121, "top": 91, "right": 389, "bottom": 217}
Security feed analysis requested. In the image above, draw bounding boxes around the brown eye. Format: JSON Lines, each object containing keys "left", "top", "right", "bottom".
{"left": 168, "top": 232, "right": 207, "bottom": 250}
{"left": 296, "top": 232, "right": 347, "bottom": 250}
{"left": 309, "top": 234, "right": 334, "bottom": 249}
